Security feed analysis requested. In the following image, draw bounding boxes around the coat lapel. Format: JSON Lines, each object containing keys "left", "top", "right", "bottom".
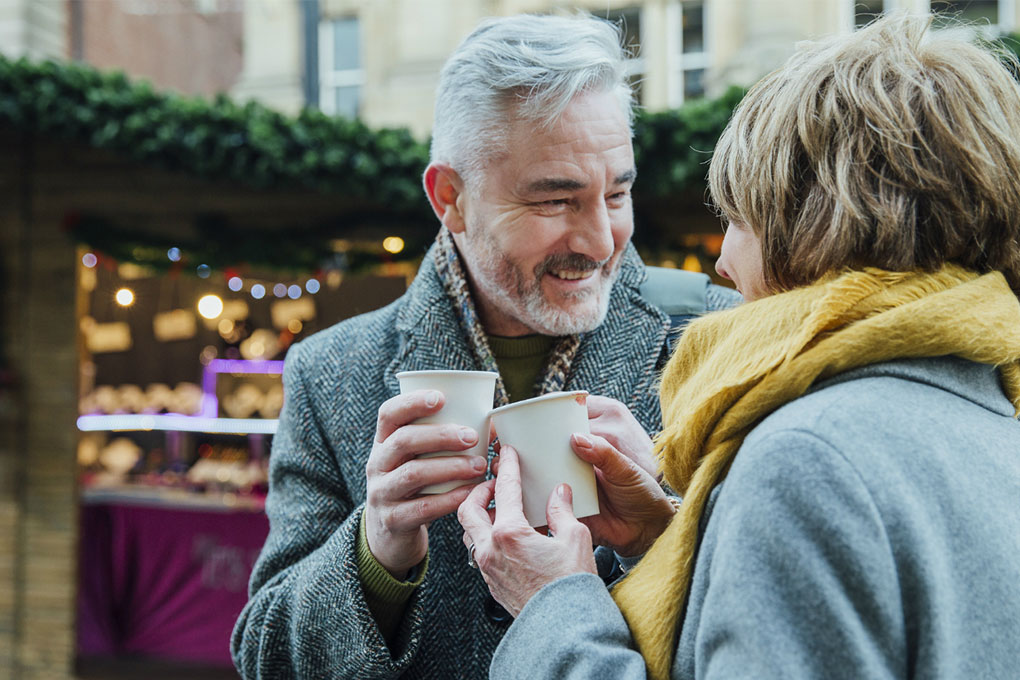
{"left": 566, "top": 246, "right": 671, "bottom": 427}
{"left": 384, "top": 247, "right": 482, "bottom": 394}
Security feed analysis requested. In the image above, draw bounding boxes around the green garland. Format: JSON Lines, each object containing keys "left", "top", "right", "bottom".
{"left": 0, "top": 56, "right": 745, "bottom": 270}
{"left": 0, "top": 56, "right": 430, "bottom": 210}
{"left": 5, "top": 30, "right": 1019, "bottom": 271}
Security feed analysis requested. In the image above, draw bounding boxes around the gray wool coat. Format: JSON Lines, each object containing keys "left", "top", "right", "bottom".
{"left": 490, "top": 357, "right": 1020, "bottom": 680}
{"left": 230, "top": 242, "right": 741, "bottom": 679}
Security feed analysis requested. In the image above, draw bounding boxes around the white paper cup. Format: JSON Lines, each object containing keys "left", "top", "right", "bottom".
{"left": 489, "top": 391, "right": 599, "bottom": 527}
{"left": 395, "top": 370, "right": 498, "bottom": 494}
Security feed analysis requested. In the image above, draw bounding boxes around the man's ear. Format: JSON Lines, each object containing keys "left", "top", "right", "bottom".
{"left": 423, "top": 163, "right": 467, "bottom": 234}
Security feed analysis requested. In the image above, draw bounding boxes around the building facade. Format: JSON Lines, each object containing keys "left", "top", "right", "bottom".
{"left": 1, "top": 0, "right": 1014, "bottom": 134}
{"left": 234, "top": 0, "right": 1018, "bottom": 138}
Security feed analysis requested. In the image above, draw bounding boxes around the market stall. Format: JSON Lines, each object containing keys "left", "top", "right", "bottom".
{"left": 74, "top": 249, "right": 409, "bottom": 667}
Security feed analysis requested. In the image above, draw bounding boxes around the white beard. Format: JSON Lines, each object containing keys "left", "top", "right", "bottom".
{"left": 463, "top": 227, "right": 620, "bottom": 336}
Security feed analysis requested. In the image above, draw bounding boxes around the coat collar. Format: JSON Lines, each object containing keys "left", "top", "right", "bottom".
{"left": 812, "top": 356, "right": 1015, "bottom": 418}
{"left": 385, "top": 231, "right": 670, "bottom": 405}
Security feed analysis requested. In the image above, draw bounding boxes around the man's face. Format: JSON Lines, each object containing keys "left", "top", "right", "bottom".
{"left": 452, "top": 90, "right": 636, "bottom": 337}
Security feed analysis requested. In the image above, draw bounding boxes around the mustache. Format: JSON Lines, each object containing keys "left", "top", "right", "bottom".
{"left": 534, "top": 253, "right": 610, "bottom": 279}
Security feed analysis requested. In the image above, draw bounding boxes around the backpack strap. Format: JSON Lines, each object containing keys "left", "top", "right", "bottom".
{"left": 639, "top": 266, "right": 710, "bottom": 331}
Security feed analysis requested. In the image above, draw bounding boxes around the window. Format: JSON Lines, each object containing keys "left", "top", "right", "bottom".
{"left": 319, "top": 16, "right": 362, "bottom": 119}
{"left": 606, "top": 6, "right": 645, "bottom": 103}
{"left": 677, "top": 1, "right": 707, "bottom": 104}
{"left": 854, "top": 0, "right": 886, "bottom": 28}
{"left": 930, "top": 0, "right": 1001, "bottom": 28}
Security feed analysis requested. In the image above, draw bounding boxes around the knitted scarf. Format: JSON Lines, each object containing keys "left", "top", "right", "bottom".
{"left": 432, "top": 227, "right": 580, "bottom": 408}
{"left": 611, "top": 265, "right": 1020, "bottom": 680}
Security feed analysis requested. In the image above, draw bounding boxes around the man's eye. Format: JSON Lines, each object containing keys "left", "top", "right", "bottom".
{"left": 541, "top": 199, "right": 570, "bottom": 206}
{"left": 607, "top": 192, "right": 629, "bottom": 204}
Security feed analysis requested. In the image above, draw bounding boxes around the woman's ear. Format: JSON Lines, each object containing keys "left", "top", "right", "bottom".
{"left": 423, "top": 163, "right": 467, "bottom": 234}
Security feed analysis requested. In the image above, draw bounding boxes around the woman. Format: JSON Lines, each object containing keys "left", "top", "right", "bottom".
{"left": 457, "top": 13, "right": 1020, "bottom": 680}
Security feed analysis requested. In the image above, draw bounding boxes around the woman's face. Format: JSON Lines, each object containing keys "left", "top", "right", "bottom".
{"left": 715, "top": 221, "right": 769, "bottom": 301}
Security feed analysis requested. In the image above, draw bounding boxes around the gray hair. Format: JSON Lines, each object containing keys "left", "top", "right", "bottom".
{"left": 430, "top": 12, "right": 634, "bottom": 184}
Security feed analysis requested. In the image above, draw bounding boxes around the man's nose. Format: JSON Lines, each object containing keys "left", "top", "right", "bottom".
{"left": 567, "top": 200, "right": 615, "bottom": 262}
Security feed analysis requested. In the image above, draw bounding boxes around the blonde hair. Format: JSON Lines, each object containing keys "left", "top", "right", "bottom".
{"left": 709, "top": 13, "right": 1020, "bottom": 295}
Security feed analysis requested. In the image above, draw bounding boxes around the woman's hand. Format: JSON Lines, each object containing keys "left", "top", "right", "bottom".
{"left": 457, "top": 445, "right": 597, "bottom": 618}
{"left": 571, "top": 432, "right": 676, "bottom": 557}
{"left": 586, "top": 395, "right": 659, "bottom": 481}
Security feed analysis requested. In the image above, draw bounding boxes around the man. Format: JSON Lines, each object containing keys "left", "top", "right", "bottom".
{"left": 231, "top": 12, "right": 740, "bottom": 679}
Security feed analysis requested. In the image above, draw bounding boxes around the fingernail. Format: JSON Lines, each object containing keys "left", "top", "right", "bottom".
{"left": 471, "top": 456, "right": 487, "bottom": 472}
{"left": 459, "top": 427, "right": 478, "bottom": 444}
{"left": 573, "top": 433, "right": 592, "bottom": 449}
{"left": 425, "top": 391, "right": 441, "bottom": 407}
{"left": 557, "top": 483, "right": 570, "bottom": 498}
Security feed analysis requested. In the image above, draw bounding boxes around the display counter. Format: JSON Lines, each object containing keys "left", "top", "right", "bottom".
{"left": 77, "top": 488, "right": 269, "bottom": 666}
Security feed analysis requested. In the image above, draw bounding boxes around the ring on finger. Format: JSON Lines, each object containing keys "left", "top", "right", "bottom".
{"left": 467, "top": 542, "right": 478, "bottom": 569}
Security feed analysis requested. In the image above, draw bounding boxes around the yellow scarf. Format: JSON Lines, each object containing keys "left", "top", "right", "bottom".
{"left": 611, "top": 265, "right": 1020, "bottom": 680}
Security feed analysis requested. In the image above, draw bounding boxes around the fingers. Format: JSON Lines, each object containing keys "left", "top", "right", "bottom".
{"left": 371, "top": 423, "right": 480, "bottom": 473}
{"left": 458, "top": 479, "right": 496, "bottom": 561}
{"left": 571, "top": 432, "right": 643, "bottom": 480}
{"left": 545, "top": 483, "right": 579, "bottom": 536}
{"left": 375, "top": 454, "right": 488, "bottom": 501}
{"left": 583, "top": 397, "right": 658, "bottom": 480}
{"left": 458, "top": 478, "right": 496, "bottom": 541}
{"left": 492, "top": 445, "right": 525, "bottom": 526}
{"left": 384, "top": 483, "right": 476, "bottom": 533}
{"left": 375, "top": 390, "right": 444, "bottom": 443}
{"left": 584, "top": 394, "right": 623, "bottom": 419}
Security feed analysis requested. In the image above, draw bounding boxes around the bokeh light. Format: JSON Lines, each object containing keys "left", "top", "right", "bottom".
{"left": 197, "top": 294, "right": 224, "bottom": 320}
{"left": 382, "top": 236, "right": 405, "bottom": 254}
{"left": 115, "top": 288, "right": 135, "bottom": 307}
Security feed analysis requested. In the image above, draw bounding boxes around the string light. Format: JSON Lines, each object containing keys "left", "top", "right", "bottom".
{"left": 287, "top": 284, "right": 301, "bottom": 299}
{"left": 382, "top": 236, "right": 405, "bottom": 254}
{"left": 197, "top": 264, "right": 211, "bottom": 278}
{"left": 82, "top": 253, "right": 98, "bottom": 268}
{"left": 250, "top": 284, "right": 266, "bottom": 300}
{"left": 115, "top": 288, "right": 135, "bottom": 307}
{"left": 228, "top": 276, "right": 243, "bottom": 292}
{"left": 167, "top": 247, "right": 181, "bottom": 262}
{"left": 273, "top": 283, "right": 287, "bottom": 298}
{"left": 197, "top": 294, "right": 224, "bottom": 320}
{"left": 305, "top": 279, "right": 320, "bottom": 294}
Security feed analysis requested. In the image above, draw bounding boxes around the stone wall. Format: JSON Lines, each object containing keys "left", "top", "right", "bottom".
{"left": 0, "top": 134, "right": 80, "bottom": 680}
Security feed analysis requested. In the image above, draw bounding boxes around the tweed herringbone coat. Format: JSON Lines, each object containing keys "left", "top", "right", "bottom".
{"left": 231, "top": 242, "right": 740, "bottom": 679}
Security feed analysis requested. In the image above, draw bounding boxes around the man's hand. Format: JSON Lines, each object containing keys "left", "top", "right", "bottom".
{"left": 364, "top": 390, "right": 489, "bottom": 578}
{"left": 570, "top": 433, "right": 675, "bottom": 557}
{"left": 458, "top": 446, "right": 597, "bottom": 618}
{"left": 586, "top": 395, "right": 659, "bottom": 480}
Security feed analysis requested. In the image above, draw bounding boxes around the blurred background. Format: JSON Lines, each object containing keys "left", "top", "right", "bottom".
{"left": 0, "top": 1, "right": 1015, "bottom": 678}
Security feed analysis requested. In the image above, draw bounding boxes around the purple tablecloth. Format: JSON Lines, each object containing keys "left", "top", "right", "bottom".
{"left": 77, "top": 498, "right": 269, "bottom": 666}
